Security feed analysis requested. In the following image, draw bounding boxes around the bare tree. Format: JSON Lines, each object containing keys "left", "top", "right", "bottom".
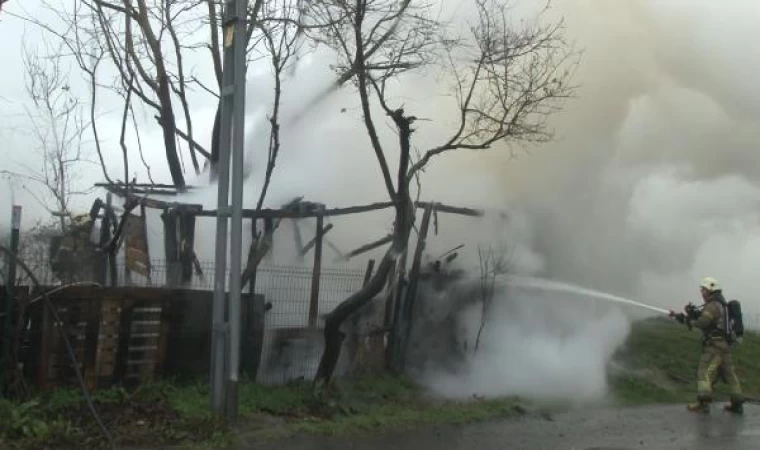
{"left": 310, "top": 0, "right": 578, "bottom": 387}
{"left": 14, "top": 0, "right": 330, "bottom": 191}
{"left": 1, "top": 44, "right": 94, "bottom": 233}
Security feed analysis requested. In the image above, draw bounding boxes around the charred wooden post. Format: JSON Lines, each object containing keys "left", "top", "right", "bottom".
{"left": 308, "top": 215, "right": 324, "bottom": 327}
{"left": 398, "top": 203, "right": 434, "bottom": 368}
{"left": 161, "top": 210, "right": 181, "bottom": 286}
{"left": 179, "top": 211, "right": 197, "bottom": 283}
{"left": 94, "top": 196, "right": 112, "bottom": 285}
{"left": 433, "top": 206, "right": 439, "bottom": 235}
{"left": 363, "top": 259, "right": 376, "bottom": 286}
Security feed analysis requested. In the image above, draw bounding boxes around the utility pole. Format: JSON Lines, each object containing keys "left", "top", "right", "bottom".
{"left": 210, "top": 0, "right": 247, "bottom": 421}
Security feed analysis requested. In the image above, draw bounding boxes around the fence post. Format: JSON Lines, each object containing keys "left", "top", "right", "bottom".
{"left": 308, "top": 215, "right": 324, "bottom": 327}
{"left": 162, "top": 209, "right": 181, "bottom": 286}
{"left": 2, "top": 205, "right": 21, "bottom": 389}
{"left": 179, "top": 211, "right": 197, "bottom": 284}
{"left": 363, "top": 259, "right": 375, "bottom": 287}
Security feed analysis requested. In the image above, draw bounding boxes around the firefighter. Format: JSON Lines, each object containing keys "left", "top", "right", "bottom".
{"left": 674, "top": 277, "right": 744, "bottom": 414}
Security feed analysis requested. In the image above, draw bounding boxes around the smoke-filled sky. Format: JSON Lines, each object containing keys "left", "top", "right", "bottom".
{"left": 2, "top": 0, "right": 760, "bottom": 321}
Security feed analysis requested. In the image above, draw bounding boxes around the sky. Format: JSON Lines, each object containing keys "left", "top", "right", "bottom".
{"left": 2, "top": 0, "right": 760, "bottom": 323}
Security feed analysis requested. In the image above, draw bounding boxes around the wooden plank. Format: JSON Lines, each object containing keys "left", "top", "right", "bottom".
{"left": 196, "top": 201, "right": 395, "bottom": 219}
{"left": 95, "top": 182, "right": 200, "bottom": 190}
{"left": 301, "top": 223, "right": 334, "bottom": 255}
{"left": 196, "top": 201, "right": 482, "bottom": 219}
{"left": 415, "top": 201, "right": 483, "bottom": 217}
{"left": 308, "top": 215, "right": 324, "bottom": 327}
{"left": 342, "top": 235, "right": 394, "bottom": 261}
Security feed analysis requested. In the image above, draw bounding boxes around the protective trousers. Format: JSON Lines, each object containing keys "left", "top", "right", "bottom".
{"left": 697, "top": 342, "right": 742, "bottom": 404}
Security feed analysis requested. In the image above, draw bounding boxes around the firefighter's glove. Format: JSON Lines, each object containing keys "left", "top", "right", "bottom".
{"left": 685, "top": 303, "right": 701, "bottom": 321}
{"left": 671, "top": 312, "right": 686, "bottom": 324}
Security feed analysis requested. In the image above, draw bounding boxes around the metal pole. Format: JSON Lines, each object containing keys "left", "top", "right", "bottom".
{"left": 225, "top": 0, "right": 247, "bottom": 422}
{"left": 210, "top": 0, "right": 237, "bottom": 413}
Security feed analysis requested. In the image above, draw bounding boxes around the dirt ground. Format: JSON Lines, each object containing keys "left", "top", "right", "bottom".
{"left": 241, "top": 404, "right": 760, "bottom": 450}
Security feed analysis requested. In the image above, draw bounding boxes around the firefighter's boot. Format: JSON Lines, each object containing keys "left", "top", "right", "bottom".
{"left": 687, "top": 400, "right": 710, "bottom": 414}
{"left": 723, "top": 397, "right": 744, "bottom": 415}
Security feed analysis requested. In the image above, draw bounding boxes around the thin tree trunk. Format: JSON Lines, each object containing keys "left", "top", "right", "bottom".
{"left": 157, "top": 73, "right": 185, "bottom": 188}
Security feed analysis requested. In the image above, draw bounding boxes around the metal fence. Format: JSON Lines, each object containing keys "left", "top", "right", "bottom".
{"left": 5, "top": 252, "right": 371, "bottom": 386}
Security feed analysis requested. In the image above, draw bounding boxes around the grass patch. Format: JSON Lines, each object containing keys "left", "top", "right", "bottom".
{"left": 609, "top": 317, "right": 760, "bottom": 405}
{"left": 235, "top": 374, "right": 527, "bottom": 438}
{"left": 0, "top": 374, "right": 529, "bottom": 449}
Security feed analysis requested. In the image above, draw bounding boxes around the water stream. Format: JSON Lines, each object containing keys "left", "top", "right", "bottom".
{"left": 502, "top": 274, "right": 671, "bottom": 315}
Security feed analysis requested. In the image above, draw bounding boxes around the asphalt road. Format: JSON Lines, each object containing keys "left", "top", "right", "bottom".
{"left": 243, "top": 404, "right": 760, "bottom": 450}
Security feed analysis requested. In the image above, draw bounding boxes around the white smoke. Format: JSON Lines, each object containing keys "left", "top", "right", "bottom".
{"left": 416, "top": 282, "right": 632, "bottom": 402}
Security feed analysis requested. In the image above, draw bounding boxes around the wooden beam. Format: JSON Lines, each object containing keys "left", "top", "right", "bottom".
{"left": 99, "top": 189, "right": 486, "bottom": 220}
{"left": 308, "top": 215, "right": 324, "bottom": 327}
{"left": 301, "top": 223, "right": 334, "bottom": 256}
{"left": 95, "top": 182, "right": 199, "bottom": 190}
{"left": 197, "top": 201, "right": 395, "bottom": 219}
{"left": 341, "top": 234, "right": 394, "bottom": 261}
{"left": 416, "top": 201, "right": 483, "bottom": 217}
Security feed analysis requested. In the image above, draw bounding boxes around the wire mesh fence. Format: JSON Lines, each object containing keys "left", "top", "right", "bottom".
{"left": 5, "top": 251, "right": 371, "bottom": 385}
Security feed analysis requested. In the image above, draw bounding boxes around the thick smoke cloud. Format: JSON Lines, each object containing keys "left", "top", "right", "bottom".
{"left": 482, "top": 1, "right": 760, "bottom": 322}
{"left": 183, "top": 0, "right": 760, "bottom": 370}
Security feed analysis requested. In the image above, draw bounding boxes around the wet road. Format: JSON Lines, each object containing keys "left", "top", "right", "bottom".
{"left": 243, "top": 404, "right": 760, "bottom": 450}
